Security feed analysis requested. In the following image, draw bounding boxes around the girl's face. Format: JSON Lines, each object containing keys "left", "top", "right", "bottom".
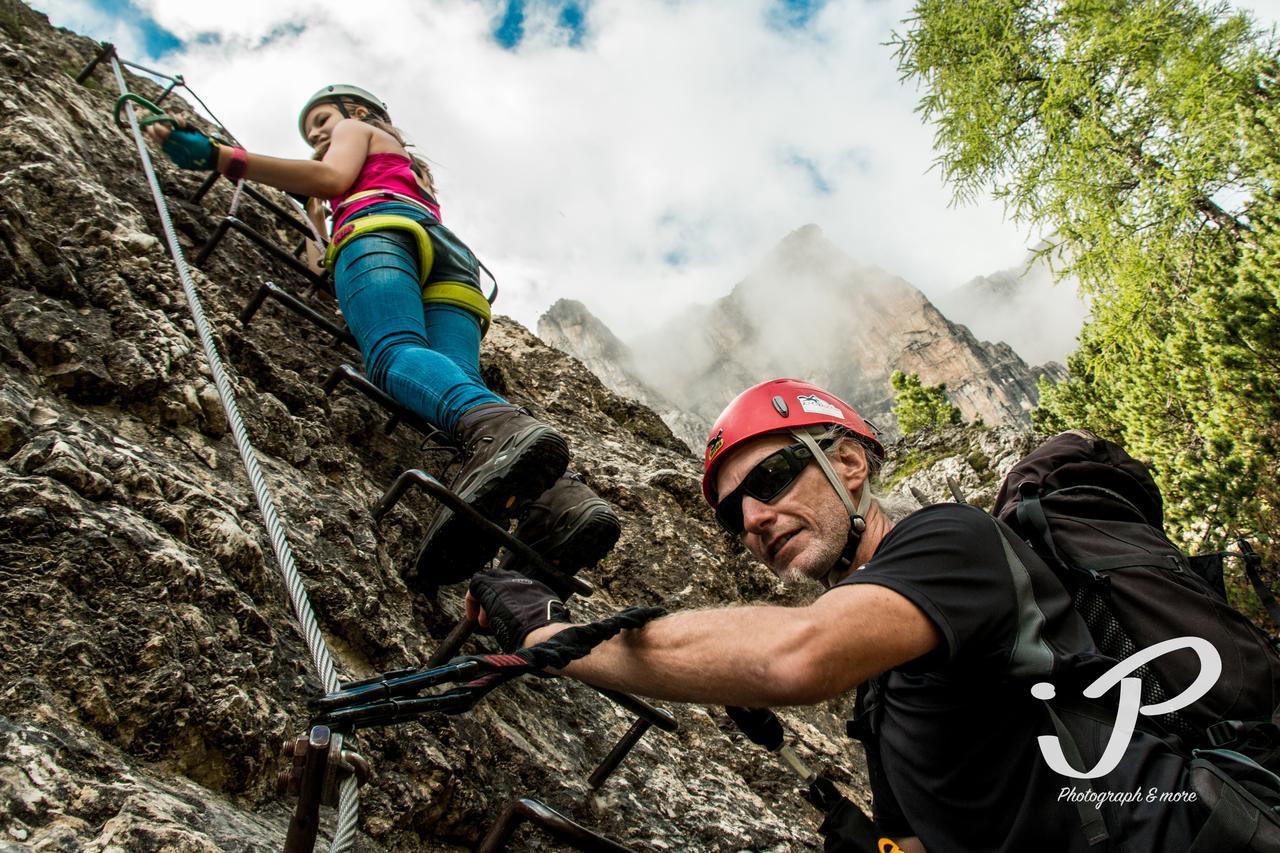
{"left": 303, "top": 102, "right": 357, "bottom": 151}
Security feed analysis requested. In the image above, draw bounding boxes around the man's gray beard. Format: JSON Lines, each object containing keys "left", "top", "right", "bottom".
{"left": 776, "top": 534, "right": 846, "bottom": 588}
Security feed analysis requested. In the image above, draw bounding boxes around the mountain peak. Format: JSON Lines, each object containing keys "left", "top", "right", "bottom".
{"left": 559, "top": 227, "right": 1060, "bottom": 439}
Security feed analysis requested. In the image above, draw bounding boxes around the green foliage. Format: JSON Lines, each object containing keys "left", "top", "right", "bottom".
{"left": 891, "top": 370, "right": 963, "bottom": 436}
{"left": 895, "top": 0, "right": 1280, "bottom": 543}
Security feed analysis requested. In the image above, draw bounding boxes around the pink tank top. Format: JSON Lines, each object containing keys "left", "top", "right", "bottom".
{"left": 331, "top": 152, "right": 441, "bottom": 227}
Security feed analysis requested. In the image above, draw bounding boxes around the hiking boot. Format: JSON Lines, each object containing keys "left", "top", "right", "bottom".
{"left": 413, "top": 404, "right": 570, "bottom": 587}
{"left": 495, "top": 472, "right": 621, "bottom": 596}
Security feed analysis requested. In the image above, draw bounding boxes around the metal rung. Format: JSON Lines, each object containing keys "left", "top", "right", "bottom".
{"left": 190, "top": 174, "right": 314, "bottom": 240}
{"left": 195, "top": 216, "right": 327, "bottom": 290}
{"left": 155, "top": 76, "right": 180, "bottom": 104}
{"left": 588, "top": 717, "right": 653, "bottom": 790}
{"left": 242, "top": 184, "right": 315, "bottom": 239}
{"left": 323, "top": 364, "right": 458, "bottom": 442}
{"left": 191, "top": 171, "right": 219, "bottom": 203}
{"left": 368, "top": 466, "right": 675, "bottom": 732}
{"left": 75, "top": 41, "right": 115, "bottom": 84}
{"left": 240, "top": 282, "right": 355, "bottom": 348}
{"left": 478, "top": 799, "right": 632, "bottom": 853}
{"left": 592, "top": 686, "right": 678, "bottom": 733}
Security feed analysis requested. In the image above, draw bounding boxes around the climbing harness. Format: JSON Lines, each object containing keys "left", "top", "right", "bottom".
{"left": 327, "top": 214, "right": 433, "bottom": 274}
{"left": 312, "top": 607, "right": 665, "bottom": 729}
{"left": 331, "top": 188, "right": 437, "bottom": 219}
{"left": 323, "top": 214, "right": 493, "bottom": 334}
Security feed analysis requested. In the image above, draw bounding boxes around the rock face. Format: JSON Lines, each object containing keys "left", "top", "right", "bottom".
{"left": 538, "top": 300, "right": 711, "bottom": 454}
{"left": 541, "top": 225, "right": 1065, "bottom": 446}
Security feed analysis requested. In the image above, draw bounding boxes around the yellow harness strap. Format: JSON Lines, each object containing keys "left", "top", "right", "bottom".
{"left": 333, "top": 188, "right": 438, "bottom": 219}
{"left": 423, "top": 282, "right": 492, "bottom": 335}
{"left": 327, "top": 214, "right": 434, "bottom": 281}
{"left": 325, "top": 214, "right": 491, "bottom": 335}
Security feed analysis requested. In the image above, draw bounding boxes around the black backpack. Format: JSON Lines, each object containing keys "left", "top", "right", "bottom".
{"left": 992, "top": 429, "right": 1280, "bottom": 851}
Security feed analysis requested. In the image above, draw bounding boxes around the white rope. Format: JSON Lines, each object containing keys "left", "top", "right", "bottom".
{"left": 227, "top": 177, "right": 246, "bottom": 217}
{"left": 286, "top": 194, "right": 329, "bottom": 248}
{"left": 109, "top": 56, "right": 359, "bottom": 852}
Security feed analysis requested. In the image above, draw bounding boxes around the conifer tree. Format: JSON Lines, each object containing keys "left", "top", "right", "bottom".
{"left": 894, "top": 0, "right": 1279, "bottom": 540}
{"left": 891, "top": 371, "right": 963, "bottom": 436}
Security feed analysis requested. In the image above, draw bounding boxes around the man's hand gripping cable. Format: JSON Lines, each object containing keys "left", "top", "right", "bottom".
{"left": 310, "top": 606, "right": 667, "bottom": 730}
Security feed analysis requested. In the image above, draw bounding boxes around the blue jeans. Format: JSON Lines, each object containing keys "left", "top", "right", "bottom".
{"left": 333, "top": 204, "right": 503, "bottom": 432}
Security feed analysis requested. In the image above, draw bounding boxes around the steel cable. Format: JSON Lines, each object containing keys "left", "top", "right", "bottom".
{"left": 109, "top": 55, "right": 359, "bottom": 852}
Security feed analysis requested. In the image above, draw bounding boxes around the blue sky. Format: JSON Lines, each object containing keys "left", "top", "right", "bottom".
{"left": 44, "top": 0, "right": 835, "bottom": 58}
{"left": 65, "top": 0, "right": 182, "bottom": 55}
{"left": 493, "top": 0, "right": 587, "bottom": 49}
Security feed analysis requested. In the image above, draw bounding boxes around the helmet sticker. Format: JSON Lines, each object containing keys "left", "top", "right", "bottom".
{"left": 796, "top": 394, "right": 843, "bottom": 419}
{"left": 706, "top": 429, "right": 725, "bottom": 463}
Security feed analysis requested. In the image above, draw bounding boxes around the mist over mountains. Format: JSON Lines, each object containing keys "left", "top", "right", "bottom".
{"left": 933, "top": 247, "right": 1088, "bottom": 367}
{"left": 541, "top": 225, "right": 1076, "bottom": 452}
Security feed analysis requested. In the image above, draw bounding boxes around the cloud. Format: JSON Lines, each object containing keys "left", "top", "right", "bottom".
{"left": 33, "top": 0, "right": 1280, "bottom": 343}
{"left": 32, "top": 0, "right": 179, "bottom": 59}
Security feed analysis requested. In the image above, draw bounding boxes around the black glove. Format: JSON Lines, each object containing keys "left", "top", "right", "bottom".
{"left": 470, "top": 569, "right": 572, "bottom": 652}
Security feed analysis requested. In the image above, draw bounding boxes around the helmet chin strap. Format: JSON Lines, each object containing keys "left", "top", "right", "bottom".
{"left": 791, "top": 430, "right": 872, "bottom": 588}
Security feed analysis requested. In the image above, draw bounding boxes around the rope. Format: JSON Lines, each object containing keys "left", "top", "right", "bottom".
{"left": 524, "top": 607, "right": 667, "bottom": 670}
{"left": 228, "top": 178, "right": 246, "bottom": 217}
{"left": 108, "top": 55, "right": 360, "bottom": 852}
{"left": 287, "top": 194, "right": 329, "bottom": 248}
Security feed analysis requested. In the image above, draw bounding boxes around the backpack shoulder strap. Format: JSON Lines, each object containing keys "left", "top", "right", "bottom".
{"left": 1240, "top": 543, "right": 1280, "bottom": 633}
{"left": 1013, "top": 481, "right": 1102, "bottom": 585}
{"left": 1044, "top": 703, "right": 1111, "bottom": 846}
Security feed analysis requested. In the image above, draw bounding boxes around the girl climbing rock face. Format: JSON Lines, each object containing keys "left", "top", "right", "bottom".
{"left": 145, "top": 84, "right": 620, "bottom": 590}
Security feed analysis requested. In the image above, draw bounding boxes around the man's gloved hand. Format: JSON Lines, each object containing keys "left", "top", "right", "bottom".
{"left": 468, "top": 569, "right": 572, "bottom": 652}
{"left": 161, "top": 126, "right": 218, "bottom": 170}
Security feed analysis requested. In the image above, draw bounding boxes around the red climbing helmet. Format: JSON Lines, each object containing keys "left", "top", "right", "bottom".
{"left": 702, "top": 378, "right": 883, "bottom": 506}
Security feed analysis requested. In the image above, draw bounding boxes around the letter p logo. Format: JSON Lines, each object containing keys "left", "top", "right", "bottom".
{"left": 1031, "top": 637, "right": 1221, "bottom": 779}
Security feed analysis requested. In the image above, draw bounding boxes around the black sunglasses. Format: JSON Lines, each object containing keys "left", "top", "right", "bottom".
{"left": 715, "top": 441, "right": 816, "bottom": 535}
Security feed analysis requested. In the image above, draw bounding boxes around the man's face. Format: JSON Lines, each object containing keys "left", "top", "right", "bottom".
{"left": 714, "top": 434, "right": 852, "bottom": 584}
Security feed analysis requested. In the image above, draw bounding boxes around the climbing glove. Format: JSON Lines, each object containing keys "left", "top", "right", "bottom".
{"left": 162, "top": 126, "right": 218, "bottom": 170}
{"left": 469, "top": 569, "right": 572, "bottom": 652}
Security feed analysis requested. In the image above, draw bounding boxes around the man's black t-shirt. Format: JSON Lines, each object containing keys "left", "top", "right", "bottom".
{"left": 834, "top": 504, "right": 1200, "bottom": 852}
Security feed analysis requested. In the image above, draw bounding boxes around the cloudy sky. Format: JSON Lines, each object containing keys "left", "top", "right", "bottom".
{"left": 30, "top": 0, "right": 1280, "bottom": 337}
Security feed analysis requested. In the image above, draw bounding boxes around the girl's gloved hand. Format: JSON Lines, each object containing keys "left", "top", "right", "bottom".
{"left": 158, "top": 126, "right": 218, "bottom": 170}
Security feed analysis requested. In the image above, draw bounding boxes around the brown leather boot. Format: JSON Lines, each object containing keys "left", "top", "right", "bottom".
{"left": 412, "top": 404, "right": 569, "bottom": 587}
{"left": 495, "top": 472, "right": 621, "bottom": 597}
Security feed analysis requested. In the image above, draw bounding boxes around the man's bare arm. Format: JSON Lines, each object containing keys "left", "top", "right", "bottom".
{"left": 511, "top": 583, "right": 940, "bottom": 707}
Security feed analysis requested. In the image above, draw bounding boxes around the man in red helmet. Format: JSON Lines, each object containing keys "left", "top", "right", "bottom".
{"left": 467, "top": 379, "right": 1199, "bottom": 852}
